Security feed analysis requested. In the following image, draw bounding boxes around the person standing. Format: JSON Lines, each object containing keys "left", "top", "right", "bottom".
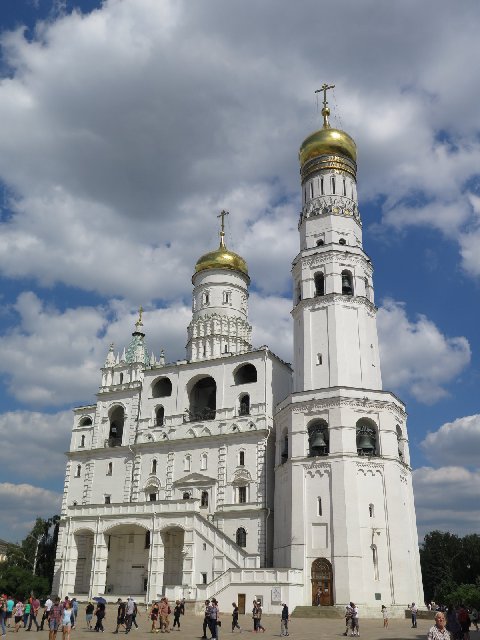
{"left": 61, "top": 602, "right": 72, "bottom": 640}
{"left": 14, "top": 599, "right": 24, "bottom": 632}
{"left": 125, "top": 597, "right": 135, "bottom": 634}
{"left": 207, "top": 599, "right": 219, "bottom": 640}
{"left": 41, "top": 597, "right": 53, "bottom": 631}
{"left": 457, "top": 605, "right": 471, "bottom": 640}
{"left": 381, "top": 605, "right": 389, "bottom": 629}
{"left": 149, "top": 602, "right": 159, "bottom": 634}
{"left": 6, "top": 597, "right": 14, "bottom": 628}
{"left": 48, "top": 598, "right": 62, "bottom": 640}
{"left": 172, "top": 601, "right": 181, "bottom": 631}
{"left": 231, "top": 603, "right": 241, "bottom": 633}
{"left": 280, "top": 603, "right": 289, "bottom": 637}
{"left": 201, "top": 600, "right": 210, "bottom": 639}
{"left": 131, "top": 600, "right": 139, "bottom": 630}
{"left": 411, "top": 602, "right": 418, "bottom": 628}
{"left": 350, "top": 603, "right": 359, "bottom": 637}
{"left": 343, "top": 603, "right": 353, "bottom": 637}
{"left": 428, "top": 612, "right": 451, "bottom": 640}
{"left": 85, "top": 602, "right": 94, "bottom": 631}
{"left": 70, "top": 599, "right": 78, "bottom": 630}
{"left": 0, "top": 595, "right": 7, "bottom": 639}
{"left": 23, "top": 599, "right": 31, "bottom": 629}
{"left": 94, "top": 602, "right": 106, "bottom": 633}
{"left": 27, "top": 595, "right": 40, "bottom": 631}
{"left": 255, "top": 601, "right": 265, "bottom": 633}
{"left": 158, "top": 598, "right": 170, "bottom": 633}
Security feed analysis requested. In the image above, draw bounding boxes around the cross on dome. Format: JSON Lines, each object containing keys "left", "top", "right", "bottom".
{"left": 315, "top": 83, "right": 335, "bottom": 128}
{"left": 217, "top": 209, "right": 229, "bottom": 247}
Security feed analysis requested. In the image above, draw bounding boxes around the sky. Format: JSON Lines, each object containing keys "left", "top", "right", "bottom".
{"left": 0, "top": 0, "right": 479, "bottom": 543}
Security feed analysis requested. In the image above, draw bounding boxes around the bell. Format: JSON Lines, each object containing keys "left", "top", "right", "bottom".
{"left": 357, "top": 432, "right": 375, "bottom": 454}
{"left": 342, "top": 275, "right": 353, "bottom": 295}
{"left": 310, "top": 430, "right": 328, "bottom": 455}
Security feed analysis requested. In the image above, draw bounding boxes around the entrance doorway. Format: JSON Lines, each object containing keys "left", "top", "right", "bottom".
{"left": 237, "top": 594, "right": 246, "bottom": 615}
{"left": 311, "top": 558, "right": 333, "bottom": 606}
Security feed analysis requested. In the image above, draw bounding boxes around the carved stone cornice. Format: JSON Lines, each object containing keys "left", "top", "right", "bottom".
{"left": 291, "top": 396, "right": 406, "bottom": 422}
{"left": 356, "top": 461, "right": 384, "bottom": 476}
{"left": 303, "top": 461, "right": 331, "bottom": 478}
{"left": 299, "top": 251, "right": 373, "bottom": 274}
{"left": 299, "top": 195, "right": 361, "bottom": 227}
{"left": 293, "top": 293, "right": 377, "bottom": 317}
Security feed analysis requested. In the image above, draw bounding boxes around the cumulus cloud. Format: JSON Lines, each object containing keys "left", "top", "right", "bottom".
{"left": 0, "top": 483, "right": 62, "bottom": 542}
{"left": 377, "top": 299, "right": 470, "bottom": 403}
{"left": 413, "top": 466, "right": 480, "bottom": 539}
{"left": 420, "top": 414, "right": 480, "bottom": 468}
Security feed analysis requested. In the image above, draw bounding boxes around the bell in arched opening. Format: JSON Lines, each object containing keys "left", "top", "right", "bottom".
{"left": 341, "top": 273, "right": 353, "bottom": 295}
{"left": 308, "top": 422, "right": 329, "bottom": 457}
{"left": 356, "top": 426, "right": 376, "bottom": 456}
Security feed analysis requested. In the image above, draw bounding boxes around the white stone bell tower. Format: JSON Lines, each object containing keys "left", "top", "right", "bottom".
{"left": 186, "top": 210, "right": 252, "bottom": 361}
{"left": 273, "top": 86, "right": 423, "bottom": 614}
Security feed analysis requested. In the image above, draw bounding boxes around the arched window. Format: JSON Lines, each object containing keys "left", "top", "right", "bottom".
{"left": 356, "top": 419, "right": 378, "bottom": 456}
{"left": 239, "top": 394, "right": 250, "bottom": 416}
{"left": 151, "top": 459, "right": 157, "bottom": 475}
{"left": 234, "top": 364, "right": 257, "bottom": 385}
{"left": 106, "top": 461, "right": 112, "bottom": 476}
{"left": 155, "top": 406, "right": 165, "bottom": 426}
{"left": 152, "top": 377, "right": 172, "bottom": 398}
{"left": 239, "top": 451, "right": 245, "bottom": 466}
{"left": 201, "top": 491, "right": 209, "bottom": 507}
{"left": 203, "top": 291, "right": 210, "bottom": 306}
{"left": 341, "top": 270, "right": 354, "bottom": 295}
{"left": 281, "top": 431, "right": 288, "bottom": 464}
{"left": 314, "top": 272, "right": 325, "bottom": 296}
{"left": 369, "top": 503, "right": 375, "bottom": 518}
{"left": 372, "top": 544, "right": 379, "bottom": 581}
{"left": 75, "top": 464, "right": 81, "bottom": 478}
{"left": 119, "top": 373, "right": 124, "bottom": 384}
{"left": 184, "top": 455, "right": 191, "bottom": 472}
{"left": 80, "top": 435, "right": 85, "bottom": 448}
{"left": 236, "top": 527, "right": 247, "bottom": 548}
{"left": 182, "top": 491, "right": 191, "bottom": 500}
{"left": 188, "top": 376, "right": 216, "bottom": 421}
{"left": 80, "top": 416, "right": 92, "bottom": 426}
{"left": 396, "top": 425, "right": 404, "bottom": 459}
{"left": 200, "top": 453, "right": 208, "bottom": 471}
{"left": 109, "top": 406, "right": 124, "bottom": 447}
{"left": 308, "top": 420, "right": 329, "bottom": 456}
{"left": 237, "top": 486, "right": 247, "bottom": 504}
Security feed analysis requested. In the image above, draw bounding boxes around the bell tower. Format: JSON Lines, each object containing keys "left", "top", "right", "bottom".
{"left": 273, "top": 87, "right": 423, "bottom": 613}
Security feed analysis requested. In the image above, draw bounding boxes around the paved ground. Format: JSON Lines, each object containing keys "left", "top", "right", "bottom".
{"left": 3, "top": 609, "right": 438, "bottom": 640}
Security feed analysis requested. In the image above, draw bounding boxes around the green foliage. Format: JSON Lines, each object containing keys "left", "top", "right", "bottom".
{"left": 420, "top": 531, "right": 480, "bottom": 603}
{"left": 0, "top": 514, "right": 59, "bottom": 596}
{"left": 443, "top": 584, "right": 480, "bottom": 609}
{"left": 0, "top": 564, "right": 49, "bottom": 599}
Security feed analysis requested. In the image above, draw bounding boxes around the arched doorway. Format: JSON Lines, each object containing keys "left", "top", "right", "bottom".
{"left": 73, "top": 529, "right": 94, "bottom": 594}
{"left": 311, "top": 558, "right": 333, "bottom": 606}
{"left": 105, "top": 524, "right": 149, "bottom": 595}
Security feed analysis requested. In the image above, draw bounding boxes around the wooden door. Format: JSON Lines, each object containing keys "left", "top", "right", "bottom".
{"left": 238, "top": 594, "right": 246, "bottom": 615}
{"left": 311, "top": 558, "right": 333, "bottom": 606}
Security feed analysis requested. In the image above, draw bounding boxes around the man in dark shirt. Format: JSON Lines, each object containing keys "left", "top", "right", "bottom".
{"left": 114, "top": 599, "right": 126, "bottom": 633}
{"left": 281, "top": 603, "right": 289, "bottom": 636}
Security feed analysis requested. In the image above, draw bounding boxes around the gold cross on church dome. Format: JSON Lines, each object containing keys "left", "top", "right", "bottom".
{"left": 217, "top": 209, "right": 229, "bottom": 246}
{"left": 136, "top": 306, "right": 144, "bottom": 327}
{"left": 315, "top": 83, "right": 335, "bottom": 128}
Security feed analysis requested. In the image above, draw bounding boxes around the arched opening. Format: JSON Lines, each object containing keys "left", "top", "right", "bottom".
{"left": 80, "top": 417, "right": 92, "bottom": 426}
{"left": 239, "top": 450, "right": 245, "bottom": 466}
{"left": 281, "top": 430, "right": 288, "bottom": 464}
{"left": 105, "top": 524, "right": 149, "bottom": 595}
{"left": 308, "top": 420, "right": 329, "bottom": 457}
{"left": 372, "top": 544, "right": 379, "bottom": 581}
{"left": 106, "top": 462, "right": 112, "bottom": 476}
{"left": 119, "top": 373, "right": 124, "bottom": 384}
{"left": 184, "top": 455, "right": 191, "bottom": 472}
{"left": 151, "top": 459, "right": 157, "bottom": 475}
{"left": 161, "top": 527, "right": 185, "bottom": 588}
{"left": 152, "top": 377, "right": 172, "bottom": 398}
{"left": 314, "top": 272, "right": 325, "bottom": 296}
{"left": 73, "top": 530, "right": 94, "bottom": 594}
{"left": 80, "top": 435, "right": 85, "bottom": 447}
{"left": 155, "top": 406, "right": 165, "bottom": 426}
{"left": 201, "top": 453, "right": 208, "bottom": 470}
{"left": 109, "top": 406, "right": 124, "bottom": 447}
{"left": 234, "top": 364, "right": 257, "bottom": 385}
{"left": 311, "top": 558, "right": 333, "bottom": 606}
{"left": 236, "top": 527, "right": 247, "bottom": 548}
{"left": 75, "top": 465, "right": 81, "bottom": 478}
{"left": 201, "top": 491, "right": 209, "bottom": 508}
{"left": 239, "top": 394, "right": 250, "bottom": 416}
{"left": 182, "top": 491, "right": 191, "bottom": 500}
{"left": 341, "top": 270, "right": 354, "bottom": 295}
{"left": 356, "top": 418, "right": 378, "bottom": 456}
{"left": 396, "top": 425, "right": 404, "bottom": 459}
{"left": 369, "top": 503, "right": 375, "bottom": 518}
{"left": 188, "top": 376, "right": 216, "bottom": 421}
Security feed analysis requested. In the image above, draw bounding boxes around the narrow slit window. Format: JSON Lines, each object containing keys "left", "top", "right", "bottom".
{"left": 317, "top": 353, "right": 323, "bottom": 365}
{"left": 332, "top": 177, "right": 336, "bottom": 194}
{"left": 320, "top": 177, "right": 324, "bottom": 195}
{"left": 343, "top": 179, "right": 347, "bottom": 196}
{"left": 107, "top": 462, "right": 112, "bottom": 476}
{"left": 239, "top": 451, "right": 245, "bottom": 466}
{"left": 310, "top": 182, "right": 314, "bottom": 198}
{"left": 318, "top": 497, "right": 322, "bottom": 516}
{"left": 369, "top": 503, "right": 375, "bottom": 518}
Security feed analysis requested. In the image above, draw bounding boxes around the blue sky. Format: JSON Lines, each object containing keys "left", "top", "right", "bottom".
{"left": 0, "top": 0, "right": 479, "bottom": 542}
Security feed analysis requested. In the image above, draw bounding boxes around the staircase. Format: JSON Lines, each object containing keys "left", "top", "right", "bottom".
{"left": 292, "top": 606, "right": 344, "bottom": 619}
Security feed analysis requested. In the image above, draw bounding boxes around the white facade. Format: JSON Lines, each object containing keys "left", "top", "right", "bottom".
{"left": 54, "top": 104, "right": 423, "bottom": 615}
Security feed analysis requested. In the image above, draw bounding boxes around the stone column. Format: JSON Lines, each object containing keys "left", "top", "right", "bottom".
{"left": 89, "top": 530, "right": 108, "bottom": 596}
{"left": 147, "top": 527, "right": 164, "bottom": 601}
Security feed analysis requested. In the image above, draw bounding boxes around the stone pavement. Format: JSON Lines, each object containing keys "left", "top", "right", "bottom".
{"left": 3, "top": 608, "right": 439, "bottom": 640}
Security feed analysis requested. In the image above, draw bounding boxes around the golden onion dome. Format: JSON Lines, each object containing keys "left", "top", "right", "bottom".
{"left": 195, "top": 235, "right": 248, "bottom": 278}
{"left": 299, "top": 126, "right": 357, "bottom": 167}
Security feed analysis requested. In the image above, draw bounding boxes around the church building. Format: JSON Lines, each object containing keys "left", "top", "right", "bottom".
{"left": 53, "top": 89, "right": 423, "bottom": 615}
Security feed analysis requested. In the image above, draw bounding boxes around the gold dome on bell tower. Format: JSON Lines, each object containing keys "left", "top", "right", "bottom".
{"left": 299, "top": 84, "right": 357, "bottom": 180}
{"left": 194, "top": 210, "right": 249, "bottom": 279}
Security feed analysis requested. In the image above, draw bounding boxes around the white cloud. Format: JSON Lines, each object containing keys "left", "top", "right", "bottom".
{"left": 413, "top": 466, "right": 480, "bottom": 539}
{"left": 0, "top": 483, "right": 62, "bottom": 542}
{"left": 377, "top": 299, "right": 470, "bottom": 403}
{"left": 421, "top": 414, "right": 480, "bottom": 468}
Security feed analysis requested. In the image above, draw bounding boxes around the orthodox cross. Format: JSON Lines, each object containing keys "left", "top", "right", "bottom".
{"left": 217, "top": 209, "right": 229, "bottom": 246}
{"left": 315, "top": 83, "right": 335, "bottom": 127}
{"left": 136, "top": 305, "right": 144, "bottom": 327}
